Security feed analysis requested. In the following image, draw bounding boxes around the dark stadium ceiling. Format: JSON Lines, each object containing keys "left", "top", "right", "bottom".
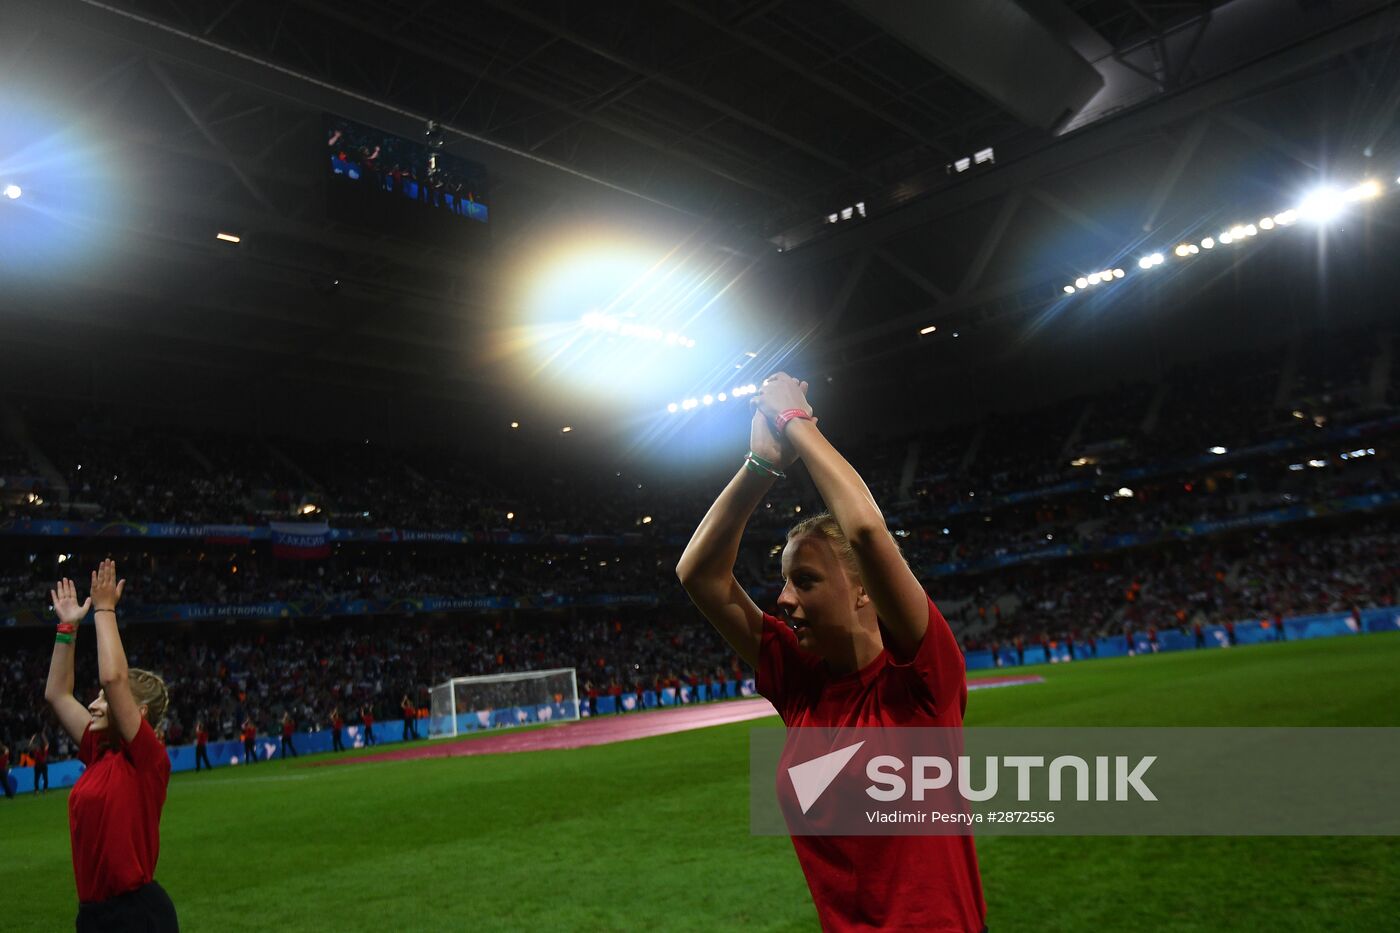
{"left": 4, "top": 0, "right": 1400, "bottom": 427}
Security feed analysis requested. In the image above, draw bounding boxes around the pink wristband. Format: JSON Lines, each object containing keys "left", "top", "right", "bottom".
{"left": 774, "top": 408, "right": 814, "bottom": 434}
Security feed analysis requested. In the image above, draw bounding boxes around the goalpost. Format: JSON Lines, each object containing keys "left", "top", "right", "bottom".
{"left": 428, "top": 667, "right": 580, "bottom": 739}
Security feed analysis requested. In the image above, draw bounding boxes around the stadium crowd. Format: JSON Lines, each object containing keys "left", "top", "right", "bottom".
{"left": 3, "top": 327, "right": 1397, "bottom": 764}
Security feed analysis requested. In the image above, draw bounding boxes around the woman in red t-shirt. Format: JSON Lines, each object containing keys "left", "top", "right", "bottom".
{"left": 43, "top": 560, "right": 178, "bottom": 932}
{"left": 330, "top": 707, "right": 345, "bottom": 752}
{"left": 193, "top": 721, "right": 213, "bottom": 773}
{"left": 280, "top": 712, "right": 298, "bottom": 759}
{"left": 678, "top": 374, "right": 986, "bottom": 933}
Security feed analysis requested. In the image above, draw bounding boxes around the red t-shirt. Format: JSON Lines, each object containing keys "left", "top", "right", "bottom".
{"left": 362, "top": 712, "right": 374, "bottom": 726}
{"left": 195, "top": 729, "right": 208, "bottom": 747}
{"left": 282, "top": 720, "right": 295, "bottom": 737}
{"left": 331, "top": 715, "right": 344, "bottom": 730}
{"left": 241, "top": 725, "right": 255, "bottom": 742}
{"left": 758, "top": 597, "right": 986, "bottom": 933}
{"left": 33, "top": 745, "right": 48, "bottom": 766}
{"left": 69, "top": 720, "right": 171, "bottom": 903}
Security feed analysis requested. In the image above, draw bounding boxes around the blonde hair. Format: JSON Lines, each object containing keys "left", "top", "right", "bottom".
{"left": 128, "top": 668, "right": 170, "bottom": 732}
{"left": 786, "top": 510, "right": 907, "bottom": 581}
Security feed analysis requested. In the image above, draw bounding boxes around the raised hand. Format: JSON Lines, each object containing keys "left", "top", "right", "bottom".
{"left": 752, "top": 372, "right": 813, "bottom": 426}
{"left": 749, "top": 409, "right": 797, "bottom": 470}
{"left": 90, "top": 559, "right": 126, "bottom": 612}
{"left": 50, "top": 578, "right": 91, "bottom": 625}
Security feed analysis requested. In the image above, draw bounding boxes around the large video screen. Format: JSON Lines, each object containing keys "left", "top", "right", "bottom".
{"left": 326, "top": 115, "right": 488, "bottom": 225}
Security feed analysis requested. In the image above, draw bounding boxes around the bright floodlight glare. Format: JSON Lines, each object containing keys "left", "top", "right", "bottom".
{"left": 510, "top": 421, "right": 520, "bottom": 428}
{"left": 1063, "top": 285, "right": 1076, "bottom": 294}
{"left": 702, "top": 394, "right": 714, "bottom": 405}
{"left": 1219, "top": 232, "right": 1233, "bottom": 244}
{"left": 1087, "top": 272, "right": 1101, "bottom": 285}
{"left": 1297, "top": 186, "right": 1345, "bottom": 223}
{"left": 1137, "top": 257, "right": 1152, "bottom": 269}
{"left": 1274, "top": 209, "right": 1298, "bottom": 225}
{"left": 1174, "top": 244, "right": 1191, "bottom": 257}
{"left": 561, "top": 425, "right": 573, "bottom": 433}
{"left": 1229, "top": 225, "right": 1246, "bottom": 239}
{"left": 1209, "top": 446, "right": 1228, "bottom": 455}
{"left": 1344, "top": 180, "right": 1382, "bottom": 201}
{"left": 1201, "top": 237, "right": 1215, "bottom": 249}
{"left": 666, "top": 402, "right": 678, "bottom": 413}
{"left": 919, "top": 324, "right": 937, "bottom": 335}
{"left": 215, "top": 232, "right": 241, "bottom": 243}
{"left": 1075, "top": 277, "right": 1088, "bottom": 289}
{"left": 1113, "top": 268, "right": 1124, "bottom": 278}
{"left": 1259, "top": 217, "right": 1274, "bottom": 231}
{"left": 682, "top": 398, "right": 698, "bottom": 410}
{"left": 717, "top": 392, "right": 727, "bottom": 401}
{"left": 1244, "top": 224, "right": 1258, "bottom": 236}
{"left": 2, "top": 184, "right": 20, "bottom": 200}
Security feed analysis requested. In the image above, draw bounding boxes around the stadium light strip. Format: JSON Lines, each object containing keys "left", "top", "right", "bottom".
{"left": 580, "top": 311, "right": 696, "bottom": 348}
{"left": 667, "top": 383, "right": 758, "bottom": 414}
{"left": 1059, "top": 176, "right": 1394, "bottom": 297}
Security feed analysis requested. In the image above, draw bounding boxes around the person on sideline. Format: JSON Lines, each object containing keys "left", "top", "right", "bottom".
{"left": 677, "top": 374, "right": 986, "bottom": 932}
{"left": 241, "top": 718, "right": 258, "bottom": 765}
{"left": 30, "top": 732, "right": 50, "bottom": 795}
{"left": 280, "top": 712, "right": 298, "bottom": 759}
{"left": 43, "top": 562, "right": 179, "bottom": 931}
{"left": 360, "top": 705, "right": 376, "bottom": 746}
{"left": 193, "top": 721, "right": 213, "bottom": 773}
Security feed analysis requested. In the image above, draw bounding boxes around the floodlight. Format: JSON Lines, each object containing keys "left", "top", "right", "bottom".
{"left": 1344, "top": 180, "right": 1381, "bottom": 201}
{"left": 1297, "top": 187, "right": 1345, "bottom": 223}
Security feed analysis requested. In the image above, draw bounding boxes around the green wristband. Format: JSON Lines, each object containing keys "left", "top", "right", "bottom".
{"left": 54, "top": 632, "right": 74, "bottom": 645}
{"left": 744, "top": 456, "right": 784, "bottom": 479}
{"left": 746, "top": 451, "right": 778, "bottom": 471}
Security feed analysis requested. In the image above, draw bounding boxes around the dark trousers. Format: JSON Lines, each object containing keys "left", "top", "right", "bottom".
{"left": 364, "top": 726, "right": 376, "bottom": 746}
{"left": 195, "top": 746, "right": 212, "bottom": 772}
{"left": 332, "top": 728, "right": 344, "bottom": 752}
{"left": 243, "top": 739, "right": 256, "bottom": 764}
{"left": 2, "top": 767, "right": 13, "bottom": 799}
{"left": 77, "top": 880, "right": 178, "bottom": 932}
{"left": 280, "top": 735, "right": 297, "bottom": 758}
{"left": 34, "top": 763, "right": 48, "bottom": 792}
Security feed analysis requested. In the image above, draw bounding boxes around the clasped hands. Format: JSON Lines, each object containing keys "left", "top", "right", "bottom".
{"left": 748, "top": 372, "right": 815, "bottom": 471}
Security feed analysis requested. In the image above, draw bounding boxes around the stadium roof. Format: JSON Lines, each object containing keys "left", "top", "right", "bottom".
{"left": 4, "top": 0, "right": 1400, "bottom": 442}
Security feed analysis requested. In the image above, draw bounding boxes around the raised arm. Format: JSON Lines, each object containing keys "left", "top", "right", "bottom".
{"left": 756, "top": 374, "right": 929, "bottom": 659}
{"left": 90, "top": 560, "right": 142, "bottom": 743}
{"left": 677, "top": 409, "right": 797, "bottom": 667}
{"left": 43, "top": 578, "right": 93, "bottom": 744}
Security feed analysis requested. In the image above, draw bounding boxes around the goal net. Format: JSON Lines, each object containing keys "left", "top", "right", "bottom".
{"left": 428, "top": 667, "right": 579, "bottom": 739}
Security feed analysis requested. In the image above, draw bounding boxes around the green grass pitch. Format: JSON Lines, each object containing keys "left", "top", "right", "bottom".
{"left": 4, "top": 634, "right": 1399, "bottom": 931}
